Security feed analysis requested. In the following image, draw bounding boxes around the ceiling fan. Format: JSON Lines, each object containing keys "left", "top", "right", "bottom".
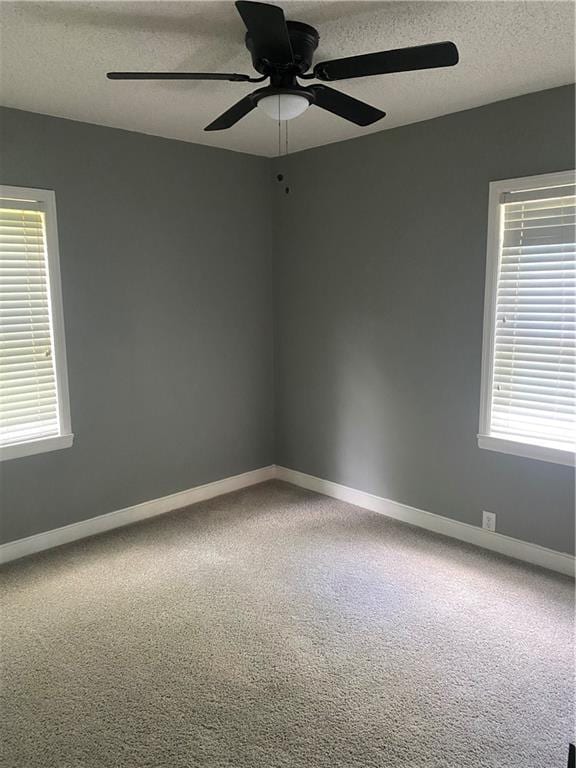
{"left": 107, "top": 1, "right": 459, "bottom": 132}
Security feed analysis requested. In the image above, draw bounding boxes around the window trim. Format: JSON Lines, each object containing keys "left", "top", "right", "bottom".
{"left": 0, "top": 185, "right": 73, "bottom": 461}
{"left": 478, "top": 170, "right": 576, "bottom": 467}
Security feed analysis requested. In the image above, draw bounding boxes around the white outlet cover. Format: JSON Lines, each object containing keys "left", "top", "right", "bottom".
{"left": 482, "top": 511, "right": 497, "bottom": 532}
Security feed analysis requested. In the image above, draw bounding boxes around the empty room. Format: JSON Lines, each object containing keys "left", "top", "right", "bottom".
{"left": 0, "top": 1, "right": 574, "bottom": 766}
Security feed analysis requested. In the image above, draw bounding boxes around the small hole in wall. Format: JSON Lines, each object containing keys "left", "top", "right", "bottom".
{"left": 285, "top": 186, "right": 290, "bottom": 195}
{"left": 276, "top": 174, "right": 284, "bottom": 182}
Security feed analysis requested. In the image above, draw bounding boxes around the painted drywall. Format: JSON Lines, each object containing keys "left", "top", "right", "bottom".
{"left": 2, "top": 86, "right": 574, "bottom": 555}
{"left": 0, "top": 107, "right": 274, "bottom": 544}
{"left": 273, "top": 85, "right": 575, "bottom": 555}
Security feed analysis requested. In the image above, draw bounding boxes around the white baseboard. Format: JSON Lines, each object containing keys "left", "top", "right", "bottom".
{"left": 0, "top": 466, "right": 276, "bottom": 565}
{"left": 276, "top": 466, "right": 575, "bottom": 577}
{"left": 2, "top": 463, "right": 573, "bottom": 577}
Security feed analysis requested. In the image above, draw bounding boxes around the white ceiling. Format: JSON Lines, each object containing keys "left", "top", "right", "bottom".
{"left": 0, "top": 1, "right": 574, "bottom": 157}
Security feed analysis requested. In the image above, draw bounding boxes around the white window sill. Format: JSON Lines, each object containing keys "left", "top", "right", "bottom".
{"left": 478, "top": 434, "right": 575, "bottom": 467}
{"left": 0, "top": 433, "right": 74, "bottom": 462}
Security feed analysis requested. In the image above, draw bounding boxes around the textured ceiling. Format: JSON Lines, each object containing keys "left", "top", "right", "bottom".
{"left": 0, "top": 1, "right": 574, "bottom": 157}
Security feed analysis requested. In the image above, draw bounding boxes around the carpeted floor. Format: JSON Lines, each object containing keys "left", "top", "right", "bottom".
{"left": 0, "top": 480, "right": 573, "bottom": 768}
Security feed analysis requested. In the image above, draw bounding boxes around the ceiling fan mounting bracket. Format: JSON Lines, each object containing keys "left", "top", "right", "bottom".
{"left": 245, "top": 19, "right": 319, "bottom": 75}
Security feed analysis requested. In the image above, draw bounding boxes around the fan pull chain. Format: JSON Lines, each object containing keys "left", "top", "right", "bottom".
{"left": 277, "top": 95, "right": 281, "bottom": 157}
{"left": 276, "top": 96, "right": 290, "bottom": 160}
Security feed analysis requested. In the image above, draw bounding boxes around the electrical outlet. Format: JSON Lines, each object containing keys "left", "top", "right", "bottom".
{"left": 482, "top": 511, "right": 496, "bottom": 532}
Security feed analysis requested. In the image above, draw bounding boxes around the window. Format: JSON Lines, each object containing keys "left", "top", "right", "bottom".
{"left": 479, "top": 170, "right": 575, "bottom": 466}
{"left": 0, "top": 185, "right": 72, "bottom": 460}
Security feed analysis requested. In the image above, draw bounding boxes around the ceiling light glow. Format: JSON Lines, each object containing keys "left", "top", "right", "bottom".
{"left": 257, "top": 94, "right": 310, "bottom": 121}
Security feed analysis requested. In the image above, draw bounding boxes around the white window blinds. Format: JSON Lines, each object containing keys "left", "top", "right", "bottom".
{"left": 0, "top": 200, "right": 61, "bottom": 447}
{"left": 488, "top": 180, "right": 575, "bottom": 453}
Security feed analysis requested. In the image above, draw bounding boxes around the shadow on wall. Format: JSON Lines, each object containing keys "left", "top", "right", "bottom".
{"left": 328, "top": 334, "right": 394, "bottom": 495}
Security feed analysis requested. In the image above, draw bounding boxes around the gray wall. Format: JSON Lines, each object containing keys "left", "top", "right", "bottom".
{"left": 0, "top": 107, "right": 274, "bottom": 544}
{"left": 274, "top": 85, "right": 575, "bottom": 555}
{"left": 2, "top": 87, "right": 574, "bottom": 554}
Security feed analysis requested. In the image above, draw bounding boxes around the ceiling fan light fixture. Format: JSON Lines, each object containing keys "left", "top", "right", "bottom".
{"left": 256, "top": 93, "right": 310, "bottom": 121}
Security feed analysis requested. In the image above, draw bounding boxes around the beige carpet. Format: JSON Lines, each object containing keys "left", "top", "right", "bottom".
{"left": 1, "top": 480, "right": 573, "bottom": 767}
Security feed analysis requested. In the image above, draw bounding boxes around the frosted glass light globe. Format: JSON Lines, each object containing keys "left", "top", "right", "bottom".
{"left": 257, "top": 94, "right": 310, "bottom": 121}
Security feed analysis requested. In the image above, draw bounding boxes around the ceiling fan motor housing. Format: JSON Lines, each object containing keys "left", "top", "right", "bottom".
{"left": 246, "top": 20, "right": 319, "bottom": 76}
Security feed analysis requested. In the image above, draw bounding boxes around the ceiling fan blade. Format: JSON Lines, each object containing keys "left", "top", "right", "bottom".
{"left": 313, "top": 41, "right": 459, "bottom": 81}
{"left": 235, "top": 1, "right": 293, "bottom": 65}
{"left": 107, "top": 72, "right": 254, "bottom": 82}
{"left": 204, "top": 95, "right": 256, "bottom": 131}
{"left": 309, "top": 85, "right": 385, "bottom": 127}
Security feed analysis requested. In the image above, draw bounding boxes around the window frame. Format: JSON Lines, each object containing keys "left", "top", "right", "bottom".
{"left": 478, "top": 170, "right": 575, "bottom": 467}
{"left": 0, "top": 185, "right": 73, "bottom": 461}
